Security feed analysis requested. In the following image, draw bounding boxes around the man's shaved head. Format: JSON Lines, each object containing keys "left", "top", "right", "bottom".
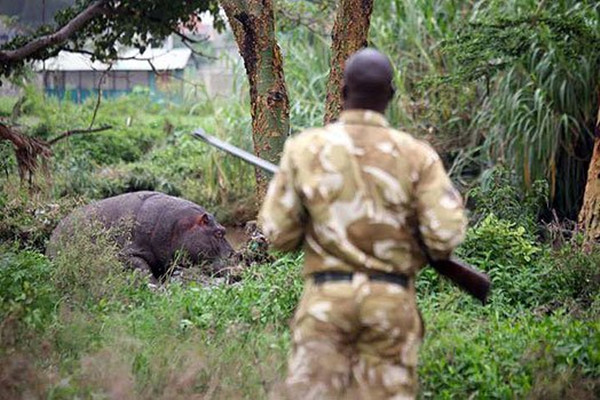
{"left": 342, "top": 48, "right": 395, "bottom": 113}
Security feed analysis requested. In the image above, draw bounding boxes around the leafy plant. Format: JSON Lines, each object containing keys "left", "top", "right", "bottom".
{"left": 541, "top": 241, "right": 600, "bottom": 310}
{"left": 0, "top": 245, "right": 58, "bottom": 332}
{"left": 49, "top": 218, "right": 134, "bottom": 307}
{"left": 181, "top": 253, "right": 303, "bottom": 331}
{"left": 441, "top": 0, "right": 600, "bottom": 218}
{"left": 419, "top": 309, "right": 600, "bottom": 399}
{"left": 0, "top": 188, "right": 83, "bottom": 250}
{"left": 458, "top": 213, "right": 546, "bottom": 307}
{"left": 467, "top": 166, "right": 548, "bottom": 233}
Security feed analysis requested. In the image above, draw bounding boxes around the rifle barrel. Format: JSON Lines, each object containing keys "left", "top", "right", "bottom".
{"left": 192, "top": 129, "right": 278, "bottom": 174}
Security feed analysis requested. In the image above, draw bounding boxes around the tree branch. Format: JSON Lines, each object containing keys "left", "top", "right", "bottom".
{"left": 171, "top": 29, "right": 205, "bottom": 44}
{"left": 0, "top": 0, "right": 109, "bottom": 63}
{"left": 87, "top": 63, "right": 113, "bottom": 129}
{"left": 48, "top": 125, "right": 112, "bottom": 146}
{"left": 181, "top": 40, "right": 217, "bottom": 60}
{"left": 277, "top": 9, "right": 329, "bottom": 37}
{"left": 146, "top": 59, "right": 206, "bottom": 90}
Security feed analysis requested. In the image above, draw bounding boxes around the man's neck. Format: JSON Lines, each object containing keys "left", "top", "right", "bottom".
{"left": 343, "top": 106, "right": 386, "bottom": 114}
{"left": 343, "top": 100, "right": 387, "bottom": 115}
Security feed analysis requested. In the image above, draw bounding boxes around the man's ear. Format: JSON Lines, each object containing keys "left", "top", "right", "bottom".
{"left": 342, "top": 84, "right": 348, "bottom": 100}
{"left": 389, "top": 85, "right": 396, "bottom": 100}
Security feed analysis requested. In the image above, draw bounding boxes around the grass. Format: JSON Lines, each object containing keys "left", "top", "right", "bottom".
{"left": 1, "top": 222, "right": 599, "bottom": 398}
{"left": 1, "top": 190, "right": 599, "bottom": 398}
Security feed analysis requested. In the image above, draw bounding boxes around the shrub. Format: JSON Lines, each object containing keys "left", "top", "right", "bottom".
{"left": 419, "top": 310, "right": 600, "bottom": 399}
{"left": 181, "top": 253, "right": 303, "bottom": 331}
{"left": 49, "top": 218, "right": 134, "bottom": 307}
{"left": 0, "top": 188, "right": 84, "bottom": 250}
{"left": 467, "top": 166, "right": 548, "bottom": 234}
{"left": 461, "top": 214, "right": 551, "bottom": 308}
{"left": 52, "top": 125, "right": 163, "bottom": 166}
{"left": 91, "top": 165, "right": 183, "bottom": 198}
{"left": 540, "top": 241, "right": 600, "bottom": 311}
{"left": 419, "top": 213, "right": 547, "bottom": 308}
{"left": 460, "top": 214, "right": 541, "bottom": 267}
{"left": 0, "top": 245, "right": 58, "bottom": 332}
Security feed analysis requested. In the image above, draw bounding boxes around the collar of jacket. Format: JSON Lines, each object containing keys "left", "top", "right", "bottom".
{"left": 338, "top": 109, "right": 390, "bottom": 128}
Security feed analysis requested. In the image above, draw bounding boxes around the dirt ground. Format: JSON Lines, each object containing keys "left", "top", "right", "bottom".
{"left": 225, "top": 225, "right": 251, "bottom": 251}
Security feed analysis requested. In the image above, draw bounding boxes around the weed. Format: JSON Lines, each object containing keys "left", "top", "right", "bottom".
{"left": 48, "top": 217, "right": 134, "bottom": 308}
{"left": 0, "top": 245, "right": 58, "bottom": 333}
{"left": 0, "top": 186, "right": 84, "bottom": 250}
{"left": 467, "top": 166, "right": 549, "bottom": 234}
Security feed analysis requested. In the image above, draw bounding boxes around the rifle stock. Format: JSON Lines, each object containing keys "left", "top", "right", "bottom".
{"left": 192, "top": 129, "right": 491, "bottom": 304}
{"left": 429, "top": 257, "right": 490, "bottom": 304}
{"left": 413, "top": 226, "right": 490, "bottom": 304}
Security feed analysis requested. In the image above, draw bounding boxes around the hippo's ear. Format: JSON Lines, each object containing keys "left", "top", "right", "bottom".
{"left": 195, "top": 213, "right": 211, "bottom": 226}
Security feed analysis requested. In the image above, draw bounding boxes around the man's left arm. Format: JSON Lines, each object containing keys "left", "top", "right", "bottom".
{"left": 258, "top": 139, "right": 306, "bottom": 252}
{"left": 414, "top": 145, "right": 467, "bottom": 260}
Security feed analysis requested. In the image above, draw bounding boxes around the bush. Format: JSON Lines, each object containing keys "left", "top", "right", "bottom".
{"left": 467, "top": 166, "right": 548, "bottom": 234}
{"left": 419, "top": 309, "right": 600, "bottom": 399}
{"left": 95, "top": 166, "right": 183, "bottom": 198}
{"left": 49, "top": 218, "right": 134, "bottom": 307}
{"left": 52, "top": 125, "right": 163, "bottom": 166}
{"left": 418, "top": 213, "right": 546, "bottom": 308}
{"left": 181, "top": 253, "right": 303, "bottom": 331}
{"left": 452, "top": 213, "right": 599, "bottom": 311}
{"left": 66, "top": 164, "right": 183, "bottom": 199}
{"left": 0, "top": 189, "right": 84, "bottom": 250}
{"left": 541, "top": 241, "right": 600, "bottom": 311}
{"left": 467, "top": 212, "right": 542, "bottom": 266}
{"left": 0, "top": 245, "right": 58, "bottom": 332}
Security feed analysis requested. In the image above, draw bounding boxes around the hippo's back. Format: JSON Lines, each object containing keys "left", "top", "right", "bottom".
{"left": 46, "top": 191, "right": 163, "bottom": 257}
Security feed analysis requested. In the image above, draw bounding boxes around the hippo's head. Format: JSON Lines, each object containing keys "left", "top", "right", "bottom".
{"left": 174, "top": 211, "right": 235, "bottom": 273}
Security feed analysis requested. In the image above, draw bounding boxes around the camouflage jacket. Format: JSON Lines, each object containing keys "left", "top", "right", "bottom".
{"left": 258, "top": 110, "right": 467, "bottom": 277}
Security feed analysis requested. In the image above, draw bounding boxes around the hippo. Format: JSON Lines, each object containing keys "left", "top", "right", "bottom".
{"left": 47, "top": 191, "right": 235, "bottom": 280}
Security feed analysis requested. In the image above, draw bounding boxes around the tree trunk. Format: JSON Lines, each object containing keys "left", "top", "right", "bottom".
{"left": 221, "top": 0, "right": 290, "bottom": 202}
{"left": 323, "top": 0, "right": 374, "bottom": 124}
{"left": 578, "top": 102, "right": 600, "bottom": 243}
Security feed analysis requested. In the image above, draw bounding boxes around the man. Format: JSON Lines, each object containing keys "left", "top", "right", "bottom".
{"left": 259, "top": 48, "right": 467, "bottom": 399}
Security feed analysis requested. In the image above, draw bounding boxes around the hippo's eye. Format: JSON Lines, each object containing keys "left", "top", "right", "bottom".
{"left": 215, "top": 231, "right": 224, "bottom": 239}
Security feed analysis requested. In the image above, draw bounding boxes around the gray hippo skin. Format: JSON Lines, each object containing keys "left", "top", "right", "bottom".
{"left": 47, "top": 191, "right": 234, "bottom": 279}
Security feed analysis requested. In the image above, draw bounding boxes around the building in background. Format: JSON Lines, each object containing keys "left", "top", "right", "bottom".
{"left": 36, "top": 47, "right": 192, "bottom": 103}
{"left": 1, "top": 6, "right": 242, "bottom": 102}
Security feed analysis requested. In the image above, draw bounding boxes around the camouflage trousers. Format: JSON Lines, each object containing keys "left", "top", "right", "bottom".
{"left": 280, "top": 272, "right": 424, "bottom": 400}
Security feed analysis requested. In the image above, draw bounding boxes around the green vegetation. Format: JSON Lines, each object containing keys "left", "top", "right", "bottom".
{"left": 1, "top": 0, "right": 599, "bottom": 398}
{"left": 1, "top": 80, "right": 257, "bottom": 224}
{"left": 1, "top": 198, "right": 599, "bottom": 398}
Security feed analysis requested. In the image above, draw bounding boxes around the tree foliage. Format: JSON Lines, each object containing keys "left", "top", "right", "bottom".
{"left": 442, "top": 10, "right": 600, "bottom": 84}
{"left": 0, "top": 0, "right": 224, "bottom": 81}
{"left": 437, "top": 1, "right": 600, "bottom": 218}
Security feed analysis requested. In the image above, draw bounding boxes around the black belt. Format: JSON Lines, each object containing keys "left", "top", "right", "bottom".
{"left": 312, "top": 271, "right": 409, "bottom": 288}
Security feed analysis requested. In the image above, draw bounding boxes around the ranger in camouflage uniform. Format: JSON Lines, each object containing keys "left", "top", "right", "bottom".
{"left": 259, "top": 48, "right": 467, "bottom": 399}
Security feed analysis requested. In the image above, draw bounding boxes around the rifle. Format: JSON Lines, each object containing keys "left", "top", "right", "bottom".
{"left": 192, "top": 128, "right": 491, "bottom": 304}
